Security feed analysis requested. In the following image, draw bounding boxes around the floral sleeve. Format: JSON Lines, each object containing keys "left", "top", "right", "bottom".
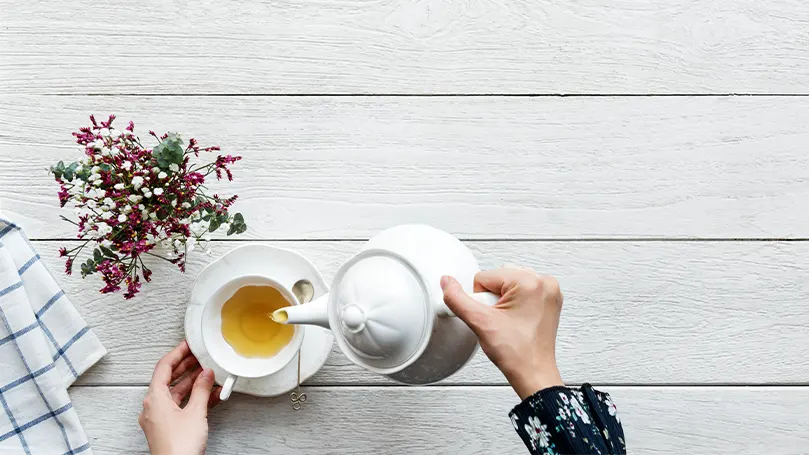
{"left": 509, "top": 384, "right": 625, "bottom": 455}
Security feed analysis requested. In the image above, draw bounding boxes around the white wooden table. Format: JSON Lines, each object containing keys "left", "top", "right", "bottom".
{"left": 2, "top": 1, "right": 809, "bottom": 453}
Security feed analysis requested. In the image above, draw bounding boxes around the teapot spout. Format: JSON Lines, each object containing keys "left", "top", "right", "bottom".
{"left": 272, "top": 293, "right": 330, "bottom": 329}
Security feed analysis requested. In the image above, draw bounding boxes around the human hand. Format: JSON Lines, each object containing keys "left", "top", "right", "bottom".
{"left": 441, "top": 267, "right": 564, "bottom": 400}
{"left": 139, "top": 341, "right": 222, "bottom": 455}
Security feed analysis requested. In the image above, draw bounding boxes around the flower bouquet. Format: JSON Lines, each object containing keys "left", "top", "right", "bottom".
{"left": 50, "top": 115, "right": 247, "bottom": 299}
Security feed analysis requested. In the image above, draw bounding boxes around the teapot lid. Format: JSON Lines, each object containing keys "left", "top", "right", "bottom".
{"left": 328, "top": 249, "right": 432, "bottom": 373}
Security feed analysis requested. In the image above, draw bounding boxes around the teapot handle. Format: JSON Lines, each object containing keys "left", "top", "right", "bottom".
{"left": 437, "top": 291, "right": 500, "bottom": 317}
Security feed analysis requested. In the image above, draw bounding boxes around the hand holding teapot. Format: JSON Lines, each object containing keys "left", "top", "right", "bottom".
{"left": 440, "top": 269, "right": 564, "bottom": 399}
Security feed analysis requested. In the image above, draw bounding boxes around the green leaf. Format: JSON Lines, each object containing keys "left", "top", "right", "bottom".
{"left": 51, "top": 161, "right": 66, "bottom": 179}
{"left": 233, "top": 213, "right": 244, "bottom": 224}
{"left": 235, "top": 223, "right": 247, "bottom": 234}
{"left": 227, "top": 223, "right": 236, "bottom": 236}
{"left": 99, "top": 163, "right": 112, "bottom": 173}
{"left": 93, "top": 249, "right": 103, "bottom": 262}
{"left": 153, "top": 133, "right": 184, "bottom": 171}
{"left": 99, "top": 245, "right": 117, "bottom": 258}
{"left": 77, "top": 168, "right": 91, "bottom": 181}
{"left": 209, "top": 218, "right": 221, "bottom": 233}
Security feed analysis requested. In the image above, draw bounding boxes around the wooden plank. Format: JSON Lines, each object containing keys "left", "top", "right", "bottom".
{"left": 2, "top": 96, "right": 808, "bottom": 239}
{"left": 2, "top": 1, "right": 809, "bottom": 94}
{"left": 26, "top": 240, "right": 807, "bottom": 386}
{"left": 71, "top": 385, "right": 809, "bottom": 454}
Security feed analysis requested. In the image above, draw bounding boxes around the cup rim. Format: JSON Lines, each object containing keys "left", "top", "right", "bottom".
{"left": 201, "top": 274, "right": 304, "bottom": 378}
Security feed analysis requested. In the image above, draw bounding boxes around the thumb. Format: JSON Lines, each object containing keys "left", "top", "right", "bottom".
{"left": 187, "top": 368, "right": 215, "bottom": 415}
{"left": 441, "top": 276, "right": 491, "bottom": 331}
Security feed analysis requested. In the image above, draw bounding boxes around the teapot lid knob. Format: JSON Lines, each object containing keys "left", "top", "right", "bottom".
{"left": 339, "top": 304, "right": 366, "bottom": 333}
{"left": 330, "top": 249, "right": 432, "bottom": 372}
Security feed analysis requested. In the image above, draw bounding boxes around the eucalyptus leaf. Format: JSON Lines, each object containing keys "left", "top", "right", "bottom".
{"left": 153, "top": 133, "right": 184, "bottom": 171}
{"left": 99, "top": 246, "right": 117, "bottom": 258}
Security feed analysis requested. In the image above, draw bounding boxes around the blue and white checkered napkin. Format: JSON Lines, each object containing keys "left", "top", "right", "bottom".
{"left": 0, "top": 217, "right": 106, "bottom": 455}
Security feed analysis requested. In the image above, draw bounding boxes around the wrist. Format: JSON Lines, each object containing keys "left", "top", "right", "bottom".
{"left": 507, "top": 364, "right": 564, "bottom": 400}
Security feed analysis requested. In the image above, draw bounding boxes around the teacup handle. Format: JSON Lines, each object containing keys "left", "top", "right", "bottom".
{"left": 437, "top": 291, "right": 499, "bottom": 317}
{"left": 219, "top": 374, "right": 237, "bottom": 401}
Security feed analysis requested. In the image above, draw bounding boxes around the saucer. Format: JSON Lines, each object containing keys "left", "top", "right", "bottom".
{"left": 185, "top": 244, "right": 334, "bottom": 397}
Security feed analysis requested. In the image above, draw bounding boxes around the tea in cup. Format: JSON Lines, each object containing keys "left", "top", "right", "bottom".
{"left": 202, "top": 274, "right": 304, "bottom": 400}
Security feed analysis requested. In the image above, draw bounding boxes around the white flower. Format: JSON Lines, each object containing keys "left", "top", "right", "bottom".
{"left": 93, "top": 179, "right": 102, "bottom": 186}
{"left": 101, "top": 239, "right": 112, "bottom": 248}
{"left": 100, "top": 212, "right": 112, "bottom": 220}
{"left": 92, "top": 140, "right": 105, "bottom": 150}
{"left": 97, "top": 222, "right": 112, "bottom": 236}
{"left": 100, "top": 148, "right": 110, "bottom": 156}
{"left": 152, "top": 167, "right": 161, "bottom": 174}
{"left": 143, "top": 190, "right": 153, "bottom": 198}
{"left": 154, "top": 188, "right": 164, "bottom": 196}
{"left": 103, "top": 197, "right": 114, "bottom": 206}
{"left": 186, "top": 237, "right": 196, "bottom": 253}
{"left": 149, "top": 212, "right": 157, "bottom": 220}
{"left": 121, "top": 161, "right": 132, "bottom": 171}
{"left": 91, "top": 166, "right": 100, "bottom": 174}
{"left": 171, "top": 199, "right": 177, "bottom": 207}
{"left": 117, "top": 214, "right": 127, "bottom": 222}
{"left": 138, "top": 204, "right": 145, "bottom": 210}
{"left": 158, "top": 171, "right": 168, "bottom": 179}
{"left": 86, "top": 200, "right": 97, "bottom": 209}
{"left": 128, "top": 195, "right": 142, "bottom": 203}
{"left": 140, "top": 186, "right": 150, "bottom": 194}
{"left": 169, "top": 163, "right": 180, "bottom": 172}
{"left": 122, "top": 205, "right": 132, "bottom": 213}
{"left": 179, "top": 218, "right": 190, "bottom": 225}
{"left": 99, "top": 128, "right": 110, "bottom": 137}
{"left": 131, "top": 176, "right": 144, "bottom": 188}
{"left": 114, "top": 183, "right": 125, "bottom": 190}
{"left": 181, "top": 202, "right": 191, "bottom": 209}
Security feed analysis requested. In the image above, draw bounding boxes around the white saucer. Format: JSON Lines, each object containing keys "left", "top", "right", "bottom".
{"left": 185, "top": 245, "right": 334, "bottom": 397}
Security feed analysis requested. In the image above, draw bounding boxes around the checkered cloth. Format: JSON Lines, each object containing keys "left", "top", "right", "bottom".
{"left": 0, "top": 217, "right": 106, "bottom": 455}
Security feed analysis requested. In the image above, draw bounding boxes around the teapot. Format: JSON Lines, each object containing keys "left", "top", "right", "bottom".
{"left": 272, "top": 224, "right": 499, "bottom": 385}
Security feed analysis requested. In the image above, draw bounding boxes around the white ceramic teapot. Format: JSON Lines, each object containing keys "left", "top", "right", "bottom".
{"left": 272, "top": 224, "right": 499, "bottom": 385}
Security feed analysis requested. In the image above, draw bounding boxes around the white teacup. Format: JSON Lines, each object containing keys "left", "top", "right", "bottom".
{"left": 201, "top": 274, "right": 304, "bottom": 400}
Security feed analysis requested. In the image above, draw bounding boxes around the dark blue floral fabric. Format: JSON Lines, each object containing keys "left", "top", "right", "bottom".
{"left": 510, "top": 384, "right": 625, "bottom": 454}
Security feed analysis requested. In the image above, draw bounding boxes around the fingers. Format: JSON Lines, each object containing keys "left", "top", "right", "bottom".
{"left": 171, "top": 354, "right": 200, "bottom": 384}
{"left": 151, "top": 340, "right": 191, "bottom": 387}
{"left": 187, "top": 368, "right": 216, "bottom": 416}
{"left": 440, "top": 276, "right": 492, "bottom": 332}
{"left": 171, "top": 367, "right": 202, "bottom": 405}
{"left": 208, "top": 387, "right": 223, "bottom": 410}
{"left": 473, "top": 268, "right": 530, "bottom": 294}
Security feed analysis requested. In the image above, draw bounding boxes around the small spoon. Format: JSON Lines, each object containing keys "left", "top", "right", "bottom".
{"left": 291, "top": 278, "right": 315, "bottom": 304}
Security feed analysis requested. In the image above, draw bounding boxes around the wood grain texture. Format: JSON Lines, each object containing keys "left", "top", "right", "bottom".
{"left": 2, "top": 0, "right": 809, "bottom": 94}
{"left": 2, "top": 95, "right": 809, "bottom": 239}
{"left": 71, "top": 385, "right": 809, "bottom": 454}
{"left": 26, "top": 240, "right": 807, "bottom": 386}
